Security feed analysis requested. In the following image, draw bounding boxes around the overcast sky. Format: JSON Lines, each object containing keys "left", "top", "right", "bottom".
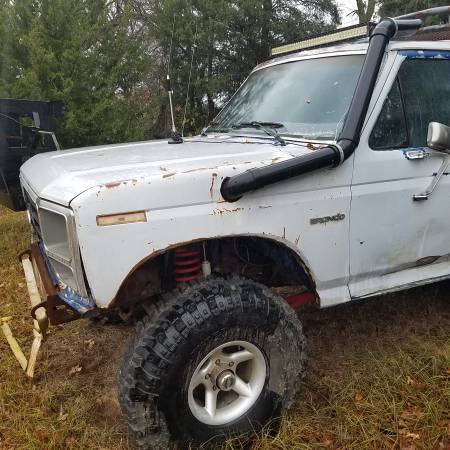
{"left": 336, "top": 0, "right": 360, "bottom": 26}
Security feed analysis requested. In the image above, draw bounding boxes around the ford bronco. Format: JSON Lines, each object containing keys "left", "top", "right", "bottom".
{"left": 5, "top": 7, "right": 450, "bottom": 448}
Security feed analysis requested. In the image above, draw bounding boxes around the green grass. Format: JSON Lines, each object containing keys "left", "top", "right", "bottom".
{"left": 0, "top": 206, "right": 449, "bottom": 449}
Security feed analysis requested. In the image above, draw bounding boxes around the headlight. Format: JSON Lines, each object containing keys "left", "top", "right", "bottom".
{"left": 21, "top": 178, "right": 88, "bottom": 299}
{"left": 38, "top": 205, "right": 86, "bottom": 296}
{"left": 39, "top": 208, "right": 71, "bottom": 264}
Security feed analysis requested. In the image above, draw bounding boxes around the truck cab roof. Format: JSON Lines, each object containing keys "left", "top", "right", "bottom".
{"left": 254, "top": 22, "right": 450, "bottom": 73}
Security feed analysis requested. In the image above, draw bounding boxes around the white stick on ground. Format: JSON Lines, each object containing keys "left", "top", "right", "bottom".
{"left": 1, "top": 319, "right": 28, "bottom": 371}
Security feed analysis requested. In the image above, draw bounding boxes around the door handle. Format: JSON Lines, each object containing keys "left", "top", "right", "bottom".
{"left": 413, "top": 153, "right": 450, "bottom": 201}
{"left": 404, "top": 149, "right": 430, "bottom": 160}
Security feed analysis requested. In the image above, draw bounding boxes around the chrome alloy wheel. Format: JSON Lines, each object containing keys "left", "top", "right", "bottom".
{"left": 187, "top": 340, "right": 267, "bottom": 426}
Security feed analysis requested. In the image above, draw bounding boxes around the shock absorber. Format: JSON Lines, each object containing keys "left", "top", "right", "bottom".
{"left": 174, "top": 246, "right": 202, "bottom": 283}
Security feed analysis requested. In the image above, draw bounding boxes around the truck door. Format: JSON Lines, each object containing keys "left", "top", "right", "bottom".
{"left": 349, "top": 50, "right": 450, "bottom": 298}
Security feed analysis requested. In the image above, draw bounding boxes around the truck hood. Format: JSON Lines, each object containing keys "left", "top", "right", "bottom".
{"left": 20, "top": 136, "right": 314, "bottom": 205}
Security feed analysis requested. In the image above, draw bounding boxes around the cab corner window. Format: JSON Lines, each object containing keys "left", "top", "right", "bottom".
{"left": 370, "top": 58, "right": 450, "bottom": 151}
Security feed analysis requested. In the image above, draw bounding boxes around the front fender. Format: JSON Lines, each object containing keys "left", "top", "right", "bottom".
{"left": 71, "top": 162, "right": 352, "bottom": 308}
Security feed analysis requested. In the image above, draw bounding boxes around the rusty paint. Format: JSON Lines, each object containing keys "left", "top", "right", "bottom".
{"left": 416, "top": 255, "right": 440, "bottom": 266}
{"left": 258, "top": 205, "right": 272, "bottom": 209}
{"left": 295, "top": 235, "right": 300, "bottom": 246}
{"left": 210, "top": 207, "right": 244, "bottom": 216}
{"left": 27, "top": 243, "right": 81, "bottom": 325}
{"left": 104, "top": 181, "right": 121, "bottom": 189}
{"left": 162, "top": 172, "right": 177, "bottom": 179}
{"left": 103, "top": 178, "right": 139, "bottom": 189}
{"left": 306, "top": 142, "right": 325, "bottom": 151}
{"left": 224, "top": 207, "right": 243, "bottom": 213}
{"left": 209, "top": 173, "right": 218, "bottom": 198}
{"left": 282, "top": 227, "right": 286, "bottom": 239}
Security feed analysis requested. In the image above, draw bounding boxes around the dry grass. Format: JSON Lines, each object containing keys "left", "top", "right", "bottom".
{"left": 0, "top": 206, "right": 449, "bottom": 449}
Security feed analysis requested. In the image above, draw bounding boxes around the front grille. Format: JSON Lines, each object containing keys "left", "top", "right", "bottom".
{"left": 23, "top": 189, "right": 42, "bottom": 240}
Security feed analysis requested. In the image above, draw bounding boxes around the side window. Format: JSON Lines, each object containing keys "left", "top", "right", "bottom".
{"left": 369, "top": 79, "right": 408, "bottom": 149}
{"left": 370, "top": 58, "right": 450, "bottom": 150}
{"left": 399, "top": 59, "right": 450, "bottom": 147}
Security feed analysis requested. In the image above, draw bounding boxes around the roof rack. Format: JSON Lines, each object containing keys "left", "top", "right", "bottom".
{"left": 271, "top": 6, "right": 450, "bottom": 57}
{"left": 395, "top": 5, "right": 450, "bottom": 21}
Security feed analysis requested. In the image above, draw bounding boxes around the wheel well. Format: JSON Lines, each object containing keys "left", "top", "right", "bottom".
{"left": 112, "top": 236, "right": 315, "bottom": 314}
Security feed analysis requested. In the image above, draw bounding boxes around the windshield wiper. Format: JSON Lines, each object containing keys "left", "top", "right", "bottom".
{"left": 231, "top": 121, "right": 286, "bottom": 146}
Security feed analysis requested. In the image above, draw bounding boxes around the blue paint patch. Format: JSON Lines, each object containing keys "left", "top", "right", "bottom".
{"left": 38, "top": 242, "right": 95, "bottom": 313}
{"left": 398, "top": 50, "right": 450, "bottom": 60}
{"left": 58, "top": 286, "right": 94, "bottom": 313}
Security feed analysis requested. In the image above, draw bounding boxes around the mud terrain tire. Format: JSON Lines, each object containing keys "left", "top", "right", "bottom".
{"left": 118, "top": 277, "right": 306, "bottom": 448}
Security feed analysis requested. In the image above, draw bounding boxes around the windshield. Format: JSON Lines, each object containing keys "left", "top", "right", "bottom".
{"left": 210, "top": 55, "right": 364, "bottom": 141}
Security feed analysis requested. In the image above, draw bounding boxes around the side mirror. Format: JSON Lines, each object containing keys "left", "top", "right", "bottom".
{"left": 427, "top": 122, "right": 450, "bottom": 153}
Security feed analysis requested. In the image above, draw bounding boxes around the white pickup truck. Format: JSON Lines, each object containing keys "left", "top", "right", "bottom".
{"left": 10, "top": 7, "right": 450, "bottom": 449}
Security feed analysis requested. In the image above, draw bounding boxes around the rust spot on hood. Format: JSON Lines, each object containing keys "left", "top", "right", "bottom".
{"left": 163, "top": 172, "right": 177, "bottom": 179}
{"left": 307, "top": 142, "right": 326, "bottom": 151}
{"left": 102, "top": 178, "right": 139, "bottom": 189}
{"left": 104, "top": 181, "right": 121, "bottom": 189}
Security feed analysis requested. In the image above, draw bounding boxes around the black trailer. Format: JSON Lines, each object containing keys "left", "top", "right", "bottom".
{"left": 0, "top": 98, "right": 63, "bottom": 210}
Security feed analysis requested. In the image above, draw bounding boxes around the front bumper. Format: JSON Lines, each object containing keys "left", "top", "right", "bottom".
{"left": 22, "top": 242, "right": 82, "bottom": 327}
{"left": 1, "top": 243, "right": 80, "bottom": 378}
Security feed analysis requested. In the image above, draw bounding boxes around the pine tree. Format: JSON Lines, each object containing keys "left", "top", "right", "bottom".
{"left": 0, "top": 0, "right": 155, "bottom": 147}
{"left": 0, "top": 0, "right": 342, "bottom": 145}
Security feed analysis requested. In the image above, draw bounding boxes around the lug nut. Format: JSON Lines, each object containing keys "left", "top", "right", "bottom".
{"left": 228, "top": 362, "right": 234, "bottom": 367}
{"left": 212, "top": 385, "right": 217, "bottom": 391}
{"left": 215, "top": 359, "right": 221, "bottom": 365}
{"left": 205, "top": 374, "right": 209, "bottom": 379}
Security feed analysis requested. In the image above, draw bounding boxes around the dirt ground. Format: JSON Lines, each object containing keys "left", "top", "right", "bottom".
{"left": 0, "top": 207, "right": 449, "bottom": 449}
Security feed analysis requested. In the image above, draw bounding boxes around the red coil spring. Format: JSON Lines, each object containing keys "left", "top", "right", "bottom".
{"left": 174, "top": 246, "right": 202, "bottom": 283}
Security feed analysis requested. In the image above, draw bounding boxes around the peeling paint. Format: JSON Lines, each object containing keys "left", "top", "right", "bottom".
{"left": 306, "top": 142, "right": 323, "bottom": 150}
{"left": 416, "top": 255, "right": 440, "bottom": 266}
{"left": 104, "top": 181, "right": 121, "bottom": 189}
{"left": 162, "top": 172, "right": 177, "bottom": 179}
{"left": 103, "top": 178, "right": 139, "bottom": 189}
{"left": 210, "top": 207, "right": 244, "bottom": 215}
{"left": 209, "top": 172, "right": 218, "bottom": 198}
{"left": 259, "top": 205, "right": 272, "bottom": 209}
